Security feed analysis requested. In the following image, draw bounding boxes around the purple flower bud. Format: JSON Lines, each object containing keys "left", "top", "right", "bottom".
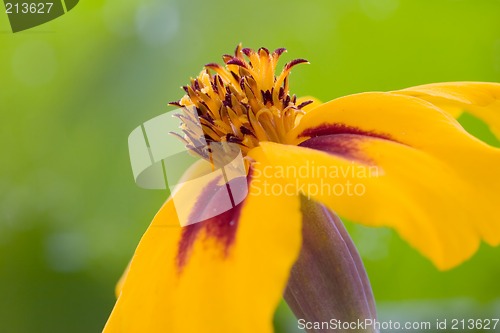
{"left": 284, "top": 197, "right": 377, "bottom": 332}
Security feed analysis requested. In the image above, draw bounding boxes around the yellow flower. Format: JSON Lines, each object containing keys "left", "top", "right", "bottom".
{"left": 104, "top": 45, "right": 500, "bottom": 333}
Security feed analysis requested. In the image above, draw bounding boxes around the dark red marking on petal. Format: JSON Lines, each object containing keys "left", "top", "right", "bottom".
{"left": 299, "top": 123, "right": 400, "bottom": 143}
{"left": 300, "top": 134, "right": 374, "bottom": 163}
{"left": 176, "top": 171, "right": 252, "bottom": 271}
{"left": 176, "top": 203, "right": 243, "bottom": 270}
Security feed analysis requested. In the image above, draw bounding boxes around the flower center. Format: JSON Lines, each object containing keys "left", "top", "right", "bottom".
{"left": 170, "top": 45, "right": 311, "bottom": 156}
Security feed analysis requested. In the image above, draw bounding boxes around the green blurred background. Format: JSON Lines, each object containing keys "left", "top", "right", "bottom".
{"left": 1, "top": 0, "right": 499, "bottom": 332}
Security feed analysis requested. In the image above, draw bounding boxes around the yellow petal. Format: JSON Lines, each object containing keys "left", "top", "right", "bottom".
{"left": 288, "top": 92, "right": 461, "bottom": 147}
{"left": 393, "top": 82, "right": 500, "bottom": 139}
{"left": 296, "top": 96, "right": 322, "bottom": 112}
{"left": 114, "top": 261, "right": 130, "bottom": 298}
{"left": 103, "top": 162, "right": 302, "bottom": 333}
{"left": 294, "top": 96, "right": 322, "bottom": 126}
{"left": 255, "top": 92, "right": 500, "bottom": 270}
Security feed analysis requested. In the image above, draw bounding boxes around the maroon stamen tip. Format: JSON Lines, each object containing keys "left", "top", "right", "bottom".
{"left": 226, "top": 58, "right": 248, "bottom": 68}
{"left": 258, "top": 47, "right": 270, "bottom": 55}
{"left": 169, "top": 131, "right": 186, "bottom": 140}
{"left": 172, "top": 113, "right": 187, "bottom": 121}
{"left": 200, "top": 115, "right": 215, "bottom": 125}
{"left": 224, "top": 93, "right": 232, "bottom": 107}
{"left": 284, "top": 95, "right": 291, "bottom": 107}
{"left": 172, "top": 113, "right": 183, "bottom": 120}
{"left": 205, "top": 63, "right": 222, "bottom": 69}
{"left": 261, "top": 90, "right": 273, "bottom": 104}
{"left": 193, "top": 79, "right": 200, "bottom": 91}
{"left": 285, "top": 58, "right": 309, "bottom": 71}
{"left": 222, "top": 54, "right": 234, "bottom": 63}
{"left": 211, "top": 80, "right": 218, "bottom": 93}
{"left": 198, "top": 100, "right": 210, "bottom": 111}
{"left": 242, "top": 48, "right": 253, "bottom": 57}
{"left": 226, "top": 133, "right": 243, "bottom": 143}
{"left": 230, "top": 71, "right": 240, "bottom": 82}
{"left": 240, "top": 126, "right": 253, "bottom": 135}
{"left": 274, "top": 47, "right": 287, "bottom": 56}
{"left": 297, "top": 100, "right": 313, "bottom": 109}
